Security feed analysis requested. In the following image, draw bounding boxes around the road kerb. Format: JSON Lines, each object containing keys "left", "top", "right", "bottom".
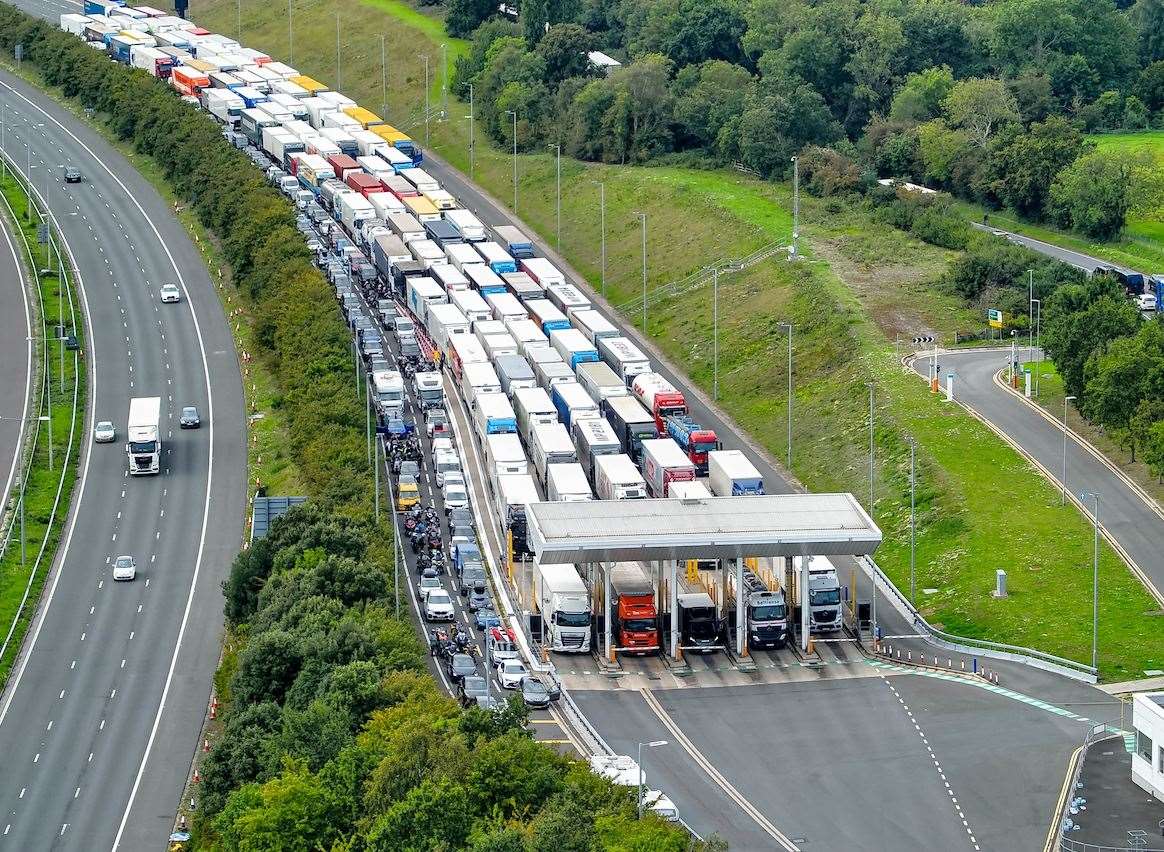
{"left": 1043, "top": 744, "right": 1084, "bottom": 852}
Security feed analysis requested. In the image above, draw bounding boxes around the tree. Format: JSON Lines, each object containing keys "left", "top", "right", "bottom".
{"left": 989, "top": 116, "right": 1089, "bottom": 218}
{"left": 1047, "top": 149, "right": 1133, "bottom": 239}
{"left": 797, "top": 146, "right": 861, "bottom": 197}
{"left": 536, "top": 24, "right": 594, "bottom": 86}
{"left": 1131, "top": 399, "right": 1164, "bottom": 466}
{"left": 230, "top": 629, "right": 303, "bottom": 705}
{"left": 1144, "top": 419, "right": 1164, "bottom": 481}
{"left": 942, "top": 78, "right": 1020, "bottom": 148}
{"left": 217, "top": 761, "right": 344, "bottom": 852}
{"left": 526, "top": 794, "right": 599, "bottom": 852}
{"left": 671, "top": 60, "right": 753, "bottom": 150}
{"left": 1042, "top": 279, "right": 1141, "bottom": 397}
{"left": 1124, "top": 95, "right": 1151, "bottom": 129}
{"left": 446, "top": 0, "right": 495, "bottom": 39}
{"left": 364, "top": 779, "right": 472, "bottom": 852}
{"left": 1135, "top": 61, "right": 1164, "bottom": 112}
{"left": 1131, "top": 0, "right": 1164, "bottom": 63}
{"left": 889, "top": 65, "right": 954, "bottom": 123}
{"left": 915, "top": 119, "right": 973, "bottom": 186}
{"left": 1008, "top": 73, "right": 1057, "bottom": 124}
{"left": 1082, "top": 323, "right": 1164, "bottom": 448}
{"left": 615, "top": 54, "right": 676, "bottom": 161}
{"left": 1078, "top": 90, "right": 1125, "bottom": 131}
{"left": 624, "top": 0, "right": 747, "bottom": 67}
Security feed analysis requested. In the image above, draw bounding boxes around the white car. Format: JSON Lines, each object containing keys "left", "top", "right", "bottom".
{"left": 93, "top": 420, "right": 116, "bottom": 443}
{"left": 112, "top": 554, "right": 137, "bottom": 581}
{"left": 496, "top": 659, "right": 529, "bottom": 690}
{"left": 418, "top": 574, "right": 442, "bottom": 597}
{"left": 423, "top": 589, "right": 455, "bottom": 622}
{"left": 441, "top": 470, "right": 465, "bottom": 492}
{"left": 443, "top": 483, "right": 469, "bottom": 512}
{"left": 434, "top": 450, "right": 461, "bottom": 488}
{"left": 159, "top": 283, "right": 182, "bottom": 303}
{"left": 431, "top": 437, "right": 454, "bottom": 455}
{"left": 1138, "top": 293, "right": 1157, "bottom": 312}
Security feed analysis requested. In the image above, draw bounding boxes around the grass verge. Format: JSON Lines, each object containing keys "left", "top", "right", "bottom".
{"left": 192, "top": 0, "right": 1164, "bottom": 679}
{"left": 0, "top": 161, "right": 84, "bottom": 687}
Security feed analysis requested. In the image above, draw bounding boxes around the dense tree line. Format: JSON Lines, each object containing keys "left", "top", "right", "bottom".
{"left": 446, "top": 0, "right": 1162, "bottom": 239}
{"left": 0, "top": 4, "right": 372, "bottom": 510}
{"left": 201, "top": 503, "right": 703, "bottom": 850}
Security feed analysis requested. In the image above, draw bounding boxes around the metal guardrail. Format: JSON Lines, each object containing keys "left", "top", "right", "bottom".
{"left": 861, "top": 555, "right": 1098, "bottom": 682}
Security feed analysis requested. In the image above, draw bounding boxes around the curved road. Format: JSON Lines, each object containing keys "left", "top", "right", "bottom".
{"left": 0, "top": 211, "right": 32, "bottom": 535}
{"left": 913, "top": 348, "right": 1164, "bottom": 604}
{"left": 0, "top": 69, "right": 245, "bottom": 851}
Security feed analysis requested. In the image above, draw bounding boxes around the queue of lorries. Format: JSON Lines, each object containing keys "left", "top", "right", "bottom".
{"left": 58, "top": 0, "right": 846, "bottom": 658}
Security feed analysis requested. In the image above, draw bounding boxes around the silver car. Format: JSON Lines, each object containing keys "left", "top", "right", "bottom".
{"left": 159, "top": 283, "right": 182, "bottom": 303}
{"left": 93, "top": 420, "right": 116, "bottom": 443}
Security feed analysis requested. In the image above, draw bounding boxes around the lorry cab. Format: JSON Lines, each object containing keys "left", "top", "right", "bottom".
{"left": 793, "top": 555, "right": 843, "bottom": 633}
{"left": 677, "top": 592, "right": 720, "bottom": 653}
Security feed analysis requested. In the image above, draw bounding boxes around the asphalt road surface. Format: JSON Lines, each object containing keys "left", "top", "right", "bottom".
{"left": 912, "top": 348, "right": 1164, "bottom": 603}
{"left": 0, "top": 214, "right": 32, "bottom": 529}
{"left": 973, "top": 222, "right": 1114, "bottom": 274}
{"left": 0, "top": 69, "right": 245, "bottom": 851}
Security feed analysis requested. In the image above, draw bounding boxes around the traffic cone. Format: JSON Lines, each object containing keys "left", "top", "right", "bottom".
{"left": 193, "top": 769, "right": 201, "bottom": 784}
{"left": 203, "top": 739, "right": 210, "bottom": 753}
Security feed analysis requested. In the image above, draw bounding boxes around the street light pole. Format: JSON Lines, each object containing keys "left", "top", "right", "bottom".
{"left": 548, "top": 143, "right": 561, "bottom": 250}
{"left": 636, "top": 740, "right": 667, "bottom": 819}
{"left": 467, "top": 83, "right": 475, "bottom": 180}
{"left": 868, "top": 381, "right": 876, "bottom": 636}
{"left": 713, "top": 266, "right": 719, "bottom": 402}
{"left": 506, "top": 110, "right": 517, "bottom": 212}
{"left": 595, "top": 181, "right": 606, "bottom": 299}
{"left": 237, "top": 0, "right": 242, "bottom": 40}
{"left": 1082, "top": 491, "right": 1100, "bottom": 671}
{"left": 634, "top": 212, "right": 647, "bottom": 333}
{"left": 1062, "top": 395, "right": 1076, "bottom": 504}
{"left": 1033, "top": 299, "right": 1042, "bottom": 397}
{"left": 335, "top": 8, "right": 341, "bottom": 92}
{"left": 287, "top": 0, "right": 293, "bottom": 63}
{"left": 380, "top": 34, "right": 387, "bottom": 120}
{"left": 440, "top": 42, "right": 448, "bottom": 118}
{"left": 909, "top": 437, "right": 916, "bottom": 606}
{"left": 421, "top": 53, "right": 430, "bottom": 146}
{"left": 778, "top": 322, "right": 792, "bottom": 470}
{"left": 790, "top": 155, "right": 800, "bottom": 260}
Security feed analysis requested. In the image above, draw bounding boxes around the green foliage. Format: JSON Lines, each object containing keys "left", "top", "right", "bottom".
{"left": 446, "top": 0, "right": 496, "bottom": 38}
{"left": 1043, "top": 276, "right": 1141, "bottom": 396}
{"left": 890, "top": 65, "right": 955, "bottom": 122}
{"left": 797, "top": 145, "right": 861, "bottom": 197}
{"left": 1136, "top": 61, "right": 1164, "bottom": 112}
{"left": 941, "top": 234, "right": 1086, "bottom": 305}
{"left": 1131, "top": 0, "right": 1164, "bottom": 64}
{"left": 942, "top": 77, "right": 1021, "bottom": 148}
{"left": 989, "top": 116, "right": 1090, "bottom": 217}
{"left": 1082, "top": 322, "right": 1164, "bottom": 433}
{"left": 1047, "top": 148, "right": 1134, "bottom": 238}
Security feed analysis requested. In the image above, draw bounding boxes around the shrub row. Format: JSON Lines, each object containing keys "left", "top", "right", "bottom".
{"left": 0, "top": 5, "right": 371, "bottom": 511}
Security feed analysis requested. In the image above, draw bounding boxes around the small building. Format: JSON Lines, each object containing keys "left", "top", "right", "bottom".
{"left": 250, "top": 495, "right": 307, "bottom": 541}
{"left": 1132, "top": 692, "right": 1164, "bottom": 801}
{"left": 587, "top": 51, "right": 621, "bottom": 75}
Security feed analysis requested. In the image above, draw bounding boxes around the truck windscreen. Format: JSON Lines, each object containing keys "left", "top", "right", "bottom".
{"left": 751, "top": 603, "right": 786, "bottom": 621}
{"left": 557, "top": 611, "right": 590, "bottom": 627}
{"left": 129, "top": 440, "right": 156, "bottom": 453}
{"left": 622, "top": 619, "right": 655, "bottom": 632}
{"left": 687, "top": 616, "right": 717, "bottom": 638}
{"left": 810, "top": 589, "right": 841, "bottom": 606}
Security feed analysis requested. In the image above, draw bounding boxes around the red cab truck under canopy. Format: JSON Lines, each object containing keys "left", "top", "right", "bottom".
{"left": 609, "top": 562, "right": 659, "bottom": 655}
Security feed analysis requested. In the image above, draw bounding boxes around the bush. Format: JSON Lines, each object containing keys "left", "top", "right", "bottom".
{"left": 1047, "top": 149, "right": 1133, "bottom": 240}
{"left": 798, "top": 145, "right": 861, "bottom": 197}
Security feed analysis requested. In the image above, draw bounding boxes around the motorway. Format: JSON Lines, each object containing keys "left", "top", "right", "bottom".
{"left": 0, "top": 67, "right": 246, "bottom": 851}
{"left": 0, "top": 209, "right": 32, "bottom": 534}
{"left": 911, "top": 348, "right": 1164, "bottom": 605}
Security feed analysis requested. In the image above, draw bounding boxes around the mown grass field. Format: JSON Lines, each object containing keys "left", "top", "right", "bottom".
{"left": 191, "top": 0, "right": 1164, "bottom": 678}
{"left": 0, "top": 167, "right": 84, "bottom": 686}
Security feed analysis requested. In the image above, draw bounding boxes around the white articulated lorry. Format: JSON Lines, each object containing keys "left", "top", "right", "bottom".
{"left": 126, "top": 396, "right": 162, "bottom": 475}
{"left": 535, "top": 562, "right": 592, "bottom": 653}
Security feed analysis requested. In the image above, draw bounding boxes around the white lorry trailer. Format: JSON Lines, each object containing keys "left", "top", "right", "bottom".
{"left": 126, "top": 396, "right": 162, "bottom": 475}
{"left": 535, "top": 562, "right": 592, "bottom": 652}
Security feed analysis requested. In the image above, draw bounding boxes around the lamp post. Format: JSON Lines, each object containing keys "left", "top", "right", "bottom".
{"left": 637, "top": 740, "right": 668, "bottom": 819}
{"left": 1062, "top": 395, "right": 1076, "bottom": 504}
{"left": 380, "top": 34, "right": 387, "bottom": 120}
{"left": 709, "top": 262, "right": 743, "bottom": 402}
{"left": 548, "top": 143, "right": 561, "bottom": 250}
{"left": 1081, "top": 490, "right": 1100, "bottom": 671}
{"left": 594, "top": 181, "right": 606, "bottom": 299}
{"left": 505, "top": 110, "right": 518, "bottom": 212}
{"left": 778, "top": 321, "right": 792, "bottom": 470}
{"left": 466, "top": 83, "right": 475, "bottom": 180}
{"left": 440, "top": 42, "right": 448, "bottom": 118}
{"left": 1028, "top": 268, "right": 1034, "bottom": 365}
{"left": 287, "top": 0, "right": 293, "bottom": 63}
{"left": 1032, "top": 298, "right": 1042, "bottom": 397}
{"left": 633, "top": 212, "right": 647, "bottom": 333}
{"left": 909, "top": 437, "right": 916, "bottom": 605}
{"left": 868, "top": 381, "right": 877, "bottom": 637}
{"left": 790, "top": 155, "right": 800, "bottom": 260}
{"left": 335, "top": 8, "right": 342, "bottom": 91}
{"left": 421, "top": 53, "right": 430, "bottom": 146}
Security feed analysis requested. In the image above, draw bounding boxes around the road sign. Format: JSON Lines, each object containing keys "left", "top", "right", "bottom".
{"left": 14, "top": 44, "right": 22, "bottom": 63}
{"left": 987, "top": 308, "right": 1004, "bottom": 329}
{"left": 36, "top": 223, "right": 49, "bottom": 245}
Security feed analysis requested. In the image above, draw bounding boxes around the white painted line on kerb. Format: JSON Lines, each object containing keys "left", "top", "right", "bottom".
{"left": 0, "top": 80, "right": 221, "bottom": 852}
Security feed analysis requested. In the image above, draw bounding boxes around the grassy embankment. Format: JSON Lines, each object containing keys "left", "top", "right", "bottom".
{"left": 193, "top": 0, "right": 1164, "bottom": 678}
{"left": 0, "top": 165, "right": 84, "bottom": 686}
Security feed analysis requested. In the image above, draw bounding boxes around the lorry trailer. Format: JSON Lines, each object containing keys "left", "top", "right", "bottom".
{"left": 639, "top": 438, "right": 697, "bottom": 498}
{"left": 665, "top": 416, "right": 719, "bottom": 476}
{"left": 708, "top": 449, "right": 765, "bottom": 497}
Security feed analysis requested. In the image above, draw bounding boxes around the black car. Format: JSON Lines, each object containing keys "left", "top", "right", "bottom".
{"left": 63, "top": 166, "right": 82, "bottom": 183}
{"left": 521, "top": 676, "right": 551, "bottom": 709}
{"left": 459, "top": 564, "right": 486, "bottom": 597}
{"left": 446, "top": 653, "right": 477, "bottom": 686}
{"left": 179, "top": 406, "right": 201, "bottom": 429}
{"left": 467, "top": 583, "right": 491, "bottom": 613}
